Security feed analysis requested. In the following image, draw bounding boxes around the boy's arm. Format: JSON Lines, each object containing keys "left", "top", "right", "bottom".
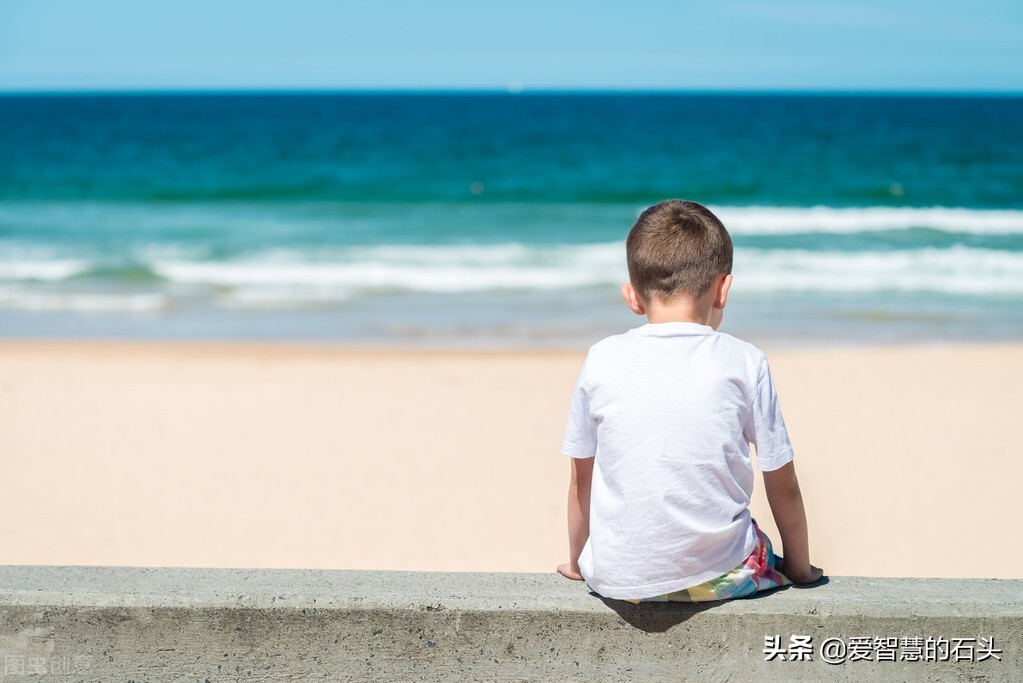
{"left": 557, "top": 456, "right": 594, "bottom": 581}
{"left": 762, "top": 461, "right": 823, "bottom": 584}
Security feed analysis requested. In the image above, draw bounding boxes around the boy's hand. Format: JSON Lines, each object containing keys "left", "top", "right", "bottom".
{"left": 556, "top": 562, "right": 584, "bottom": 581}
{"left": 778, "top": 560, "right": 824, "bottom": 585}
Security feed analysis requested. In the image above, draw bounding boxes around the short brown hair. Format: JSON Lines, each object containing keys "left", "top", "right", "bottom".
{"left": 626, "top": 200, "right": 733, "bottom": 302}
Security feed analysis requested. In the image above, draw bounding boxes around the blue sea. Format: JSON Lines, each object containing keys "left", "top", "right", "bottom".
{"left": 1, "top": 93, "right": 1021, "bottom": 346}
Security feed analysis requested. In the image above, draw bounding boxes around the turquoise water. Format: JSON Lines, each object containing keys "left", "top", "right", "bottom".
{"left": 1, "top": 93, "right": 1021, "bottom": 345}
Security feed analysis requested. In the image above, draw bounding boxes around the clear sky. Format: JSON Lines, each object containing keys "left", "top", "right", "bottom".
{"left": 1, "top": 0, "right": 1021, "bottom": 92}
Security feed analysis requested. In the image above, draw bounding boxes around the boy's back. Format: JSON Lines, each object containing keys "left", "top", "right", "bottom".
{"left": 556, "top": 199, "right": 821, "bottom": 601}
{"left": 562, "top": 320, "right": 794, "bottom": 600}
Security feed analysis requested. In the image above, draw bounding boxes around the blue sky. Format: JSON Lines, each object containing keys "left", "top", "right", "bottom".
{"left": 1, "top": 0, "right": 1021, "bottom": 91}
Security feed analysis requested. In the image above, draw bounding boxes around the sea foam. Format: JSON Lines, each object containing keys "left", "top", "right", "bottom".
{"left": 141, "top": 243, "right": 1023, "bottom": 298}
{"left": 0, "top": 286, "right": 168, "bottom": 312}
{"left": 710, "top": 206, "right": 1023, "bottom": 235}
{"left": 3, "top": 205, "right": 1023, "bottom": 311}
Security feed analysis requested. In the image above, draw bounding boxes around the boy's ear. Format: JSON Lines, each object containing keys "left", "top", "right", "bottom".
{"left": 621, "top": 283, "right": 646, "bottom": 315}
{"left": 714, "top": 273, "right": 733, "bottom": 310}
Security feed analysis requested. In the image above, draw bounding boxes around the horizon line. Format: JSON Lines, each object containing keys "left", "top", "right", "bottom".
{"left": 1, "top": 86, "right": 1022, "bottom": 98}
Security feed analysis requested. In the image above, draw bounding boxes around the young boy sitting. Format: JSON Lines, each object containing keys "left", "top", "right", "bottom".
{"left": 556, "top": 199, "right": 823, "bottom": 603}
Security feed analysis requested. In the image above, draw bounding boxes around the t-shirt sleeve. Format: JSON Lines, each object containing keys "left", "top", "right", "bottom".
{"left": 561, "top": 357, "right": 597, "bottom": 459}
{"left": 746, "top": 354, "right": 795, "bottom": 471}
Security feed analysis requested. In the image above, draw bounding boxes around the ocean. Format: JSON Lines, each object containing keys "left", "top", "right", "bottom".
{"left": 1, "top": 93, "right": 1021, "bottom": 346}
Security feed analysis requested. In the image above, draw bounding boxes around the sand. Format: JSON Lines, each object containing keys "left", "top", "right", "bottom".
{"left": 1, "top": 339, "right": 1021, "bottom": 579}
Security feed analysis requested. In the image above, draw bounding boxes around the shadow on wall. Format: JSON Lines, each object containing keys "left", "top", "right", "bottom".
{"left": 595, "top": 576, "right": 831, "bottom": 633}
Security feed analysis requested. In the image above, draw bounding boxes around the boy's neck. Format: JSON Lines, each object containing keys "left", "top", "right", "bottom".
{"left": 644, "top": 292, "right": 719, "bottom": 328}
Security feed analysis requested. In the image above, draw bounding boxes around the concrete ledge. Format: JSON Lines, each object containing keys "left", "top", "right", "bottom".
{"left": 1, "top": 567, "right": 1020, "bottom": 682}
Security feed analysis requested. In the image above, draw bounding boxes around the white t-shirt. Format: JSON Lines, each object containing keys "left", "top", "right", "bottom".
{"left": 561, "top": 321, "right": 795, "bottom": 600}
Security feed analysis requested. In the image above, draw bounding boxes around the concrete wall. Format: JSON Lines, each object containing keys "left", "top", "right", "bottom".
{"left": 0, "top": 566, "right": 1020, "bottom": 682}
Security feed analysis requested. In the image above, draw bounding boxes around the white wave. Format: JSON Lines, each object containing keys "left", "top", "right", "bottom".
{"left": 737, "top": 246, "right": 1023, "bottom": 295}
{"left": 148, "top": 243, "right": 1023, "bottom": 297}
{"left": 0, "top": 287, "right": 168, "bottom": 312}
{"left": 0, "top": 260, "right": 91, "bottom": 281}
{"left": 154, "top": 260, "right": 617, "bottom": 292}
{"left": 149, "top": 244, "right": 626, "bottom": 293}
{"left": 4, "top": 240, "right": 1020, "bottom": 304}
{"left": 217, "top": 286, "right": 354, "bottom": 309}
{"left": 6, "top": 199, "right": 1023, "bottom": 236}
{"left": 710, "top": 206, "right": 1023, "bottom": 235}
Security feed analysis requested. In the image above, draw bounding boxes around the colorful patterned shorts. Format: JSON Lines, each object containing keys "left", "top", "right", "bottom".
{"left": 593, "top": 519, "right": 793, "bottom": 603}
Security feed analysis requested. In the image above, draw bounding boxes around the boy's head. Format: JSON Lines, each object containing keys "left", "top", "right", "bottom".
{"left": 625, "top": 200, "right": 733, "bottom": 305}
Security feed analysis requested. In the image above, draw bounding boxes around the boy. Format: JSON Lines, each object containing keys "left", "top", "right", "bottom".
{"left": 556, "top": 200, "right": 822, "bottom": 603}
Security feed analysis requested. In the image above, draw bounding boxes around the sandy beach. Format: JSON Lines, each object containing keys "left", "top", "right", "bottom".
{"left": 1, "top": 339, "right": 1021, "bottom": 580}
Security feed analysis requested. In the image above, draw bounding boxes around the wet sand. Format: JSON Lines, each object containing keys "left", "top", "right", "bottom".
{"left": 1, "top": 339, "right": 1020, "bottom": 579}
